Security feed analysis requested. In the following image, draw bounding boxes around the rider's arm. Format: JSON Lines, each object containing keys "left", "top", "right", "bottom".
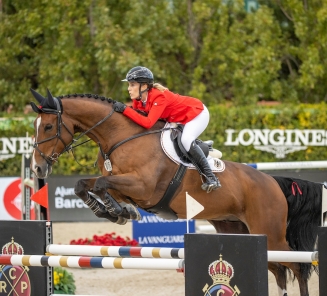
{"left": 123, "top": 95, "right": 167, "bottom": 129}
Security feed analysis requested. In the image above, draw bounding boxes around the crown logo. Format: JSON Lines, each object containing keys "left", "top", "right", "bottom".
{"left": 208, "top": 254, "right": 234, "bottom": 284}
{"left": 2, "top": 237, "right": 24, "bottom": 255}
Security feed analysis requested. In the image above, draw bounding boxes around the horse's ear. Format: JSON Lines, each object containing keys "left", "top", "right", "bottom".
{"left": 47, "top": 88, "right": 58, "bottom": 110}
{"left": 30, "top": 102, "right": 42, "bottom": 113}
{"left": 30, "top": 88, "right": 46, "bottom": 105}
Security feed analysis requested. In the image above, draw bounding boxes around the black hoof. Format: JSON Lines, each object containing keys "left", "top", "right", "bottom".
{"left": 116, "top": 216, "right": 127, "bottom": 225}
{"left": 125, "top": 204, "right": 142, "bottom": 220}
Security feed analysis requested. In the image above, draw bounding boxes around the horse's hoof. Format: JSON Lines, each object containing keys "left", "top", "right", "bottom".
{"left": 116, "top": 216, "right": 128, "bottom": 225}
{"left": 125, "top": 204, "right": 142, "bottom": 220}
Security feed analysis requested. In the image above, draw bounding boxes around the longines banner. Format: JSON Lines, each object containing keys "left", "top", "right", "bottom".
{"left": 2, "top": 129, "right": 327, "bottom": 160}
{"left": 0, "top": 137, "right": 33, "bottom": 161}
{"left": 225, "top": 128, "right": 327, "bottom": 158}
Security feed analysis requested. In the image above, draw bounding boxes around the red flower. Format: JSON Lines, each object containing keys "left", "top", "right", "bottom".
{"left": 69, "top": 232, "right": 139, "bottom": 246}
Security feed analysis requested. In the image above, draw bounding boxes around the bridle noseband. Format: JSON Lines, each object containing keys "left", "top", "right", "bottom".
{"left": 33, "top": 108, "right": 74, "bottom": 165}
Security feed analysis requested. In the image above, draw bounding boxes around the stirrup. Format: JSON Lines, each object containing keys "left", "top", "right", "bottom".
{"left": 201, "top": 183, "right": 220, "bottom": 193}
{"left": 201, "top": 178, "right": 221, "bottom": 193}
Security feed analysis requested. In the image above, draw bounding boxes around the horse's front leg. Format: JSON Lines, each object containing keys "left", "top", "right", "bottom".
{"left": 94, "top": 173, "right": 148, "bottom": 216}
{"left": 91, "top": 175, "right": 141, "bottom": 222}
{"left": 74, "top": 177, "right": 127, "bottom": 224}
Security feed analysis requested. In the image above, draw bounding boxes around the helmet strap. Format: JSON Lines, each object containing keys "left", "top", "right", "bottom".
{"left": 137, "top": 84, "right": 150, "bottom": 101}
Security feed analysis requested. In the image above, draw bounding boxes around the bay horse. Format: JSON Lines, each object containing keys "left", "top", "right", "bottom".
{"left": 29, "top": 89, "right": 321, "bottom": 296}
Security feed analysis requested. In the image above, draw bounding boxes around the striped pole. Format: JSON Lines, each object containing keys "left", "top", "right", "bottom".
{"left": 47, "top": 245, "right": 319, "bottom": 264}
{"left": 246, "top": 160, "right": 327, "bottom": 170}
{"left": 0, "top": 251, "right": 318, "bottom": 269}
{"left": 0, "top": 255, "right": 184, "bottom": 270}
{"left": 46, "top": 244, "right": 184, "bottom": 259}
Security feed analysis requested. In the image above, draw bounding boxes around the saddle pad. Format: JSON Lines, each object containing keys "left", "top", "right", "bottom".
{"left": 160, "top": 123, "right": 225, "bottom": 173}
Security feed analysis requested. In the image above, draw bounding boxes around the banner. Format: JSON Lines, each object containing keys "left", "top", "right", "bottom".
{"left": 0, "top": 177, "right": 35, "bottom": 220}
{"left": 47, "top": 176, "right": 105, "bottom": 222}
{"left": 133, "top": 209, "right": 195, "bottom": 248}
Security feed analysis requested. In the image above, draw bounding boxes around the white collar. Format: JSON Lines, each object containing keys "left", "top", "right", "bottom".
{"left": 142, "top": 94, "right": 148, "bottom": 106}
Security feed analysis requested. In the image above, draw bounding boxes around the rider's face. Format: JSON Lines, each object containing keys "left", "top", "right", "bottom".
{"left": 127, "top": 82, "right": 148, "bottom": 100}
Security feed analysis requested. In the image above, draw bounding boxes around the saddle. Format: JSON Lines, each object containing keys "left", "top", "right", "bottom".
{"left": 170, "top": 124, "right": 212, "bottom": 163}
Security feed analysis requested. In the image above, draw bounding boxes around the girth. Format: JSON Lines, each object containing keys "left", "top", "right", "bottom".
{"left": 144, "top": 164, "right": 187, "bottom": 220}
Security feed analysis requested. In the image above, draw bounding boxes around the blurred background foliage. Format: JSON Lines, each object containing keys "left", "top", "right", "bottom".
{"left": 1, "top": 0, "right": 327, "bottom": 112}
{"left": 2, "top": 0, "right": 327, "bottom": 176}
{"left": 1, "top": 103, "right": 327, "bottom": 176}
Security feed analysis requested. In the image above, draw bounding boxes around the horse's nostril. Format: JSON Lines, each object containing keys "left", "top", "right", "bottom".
{"left": 35, "top": 165, "right": 42, "bottom": 173}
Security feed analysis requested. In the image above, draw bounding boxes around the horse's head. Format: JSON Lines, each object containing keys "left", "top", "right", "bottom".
{"left": 30, "top": 89, "right": 73, "bottom": 178}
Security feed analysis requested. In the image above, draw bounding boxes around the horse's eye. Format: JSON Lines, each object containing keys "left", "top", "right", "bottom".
{"left": 45, "top": 124, "right": 53, "bottom": 131}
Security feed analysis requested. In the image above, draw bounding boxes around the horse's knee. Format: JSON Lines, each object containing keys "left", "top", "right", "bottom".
{"left": 94, "top": 177, "right": 107, "bottom": 193}
{"left": 74, "top": 179, "right": 88, "bottom": 197}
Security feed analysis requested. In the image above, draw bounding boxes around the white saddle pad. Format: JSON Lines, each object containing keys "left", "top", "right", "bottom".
{"left": 160, "top": 123, "right": 225, "bottom": 173}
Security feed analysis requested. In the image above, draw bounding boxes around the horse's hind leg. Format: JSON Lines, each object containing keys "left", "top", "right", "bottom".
{"left": 248, "top": 215, "right": 310, "bottom": 295}
{"left": 209, "top": 220, "right": 249, "bottom": 234}
{"left": 268, "top": 262, "right": 288, "bottom": 296}
{"left": 280, "top": 262, "right": 310, "bottom": 296}
{"left": 210, "top": 221, "right": 291, "bottom": 296}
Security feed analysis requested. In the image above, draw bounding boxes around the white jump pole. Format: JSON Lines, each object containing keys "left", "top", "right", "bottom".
{"left": 268, "top": 251, "right": 318, "bottom": 263}
{"left": 246, "top": 160, "right": 327, "bottom": 170}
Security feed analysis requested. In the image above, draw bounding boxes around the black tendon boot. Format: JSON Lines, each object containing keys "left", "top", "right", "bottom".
{"left": 188, "top": 141, "right": 221, "bottom": 192}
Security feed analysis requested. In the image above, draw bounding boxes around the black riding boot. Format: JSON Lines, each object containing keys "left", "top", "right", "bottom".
{"left": 188, "top": 141, "right": 221, "bottom": 192}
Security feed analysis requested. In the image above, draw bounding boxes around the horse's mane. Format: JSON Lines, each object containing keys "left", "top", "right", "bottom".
{"left": 56, "top": 93, "right": 165, "bottom": 129}
{"left": 57, "top": 93, "right": 116, "bottom": 104}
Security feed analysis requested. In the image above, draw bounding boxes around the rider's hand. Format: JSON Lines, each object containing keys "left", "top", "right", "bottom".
{"left": 113, "top": 102, "right": 126, "bottom": 113}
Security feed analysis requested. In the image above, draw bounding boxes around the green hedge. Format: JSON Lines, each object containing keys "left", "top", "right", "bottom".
{"left": 203, "top": 102, "right": 327, "bottom": 163}
{"left": 1, "top": 103, "right": 327, "bottom": 176}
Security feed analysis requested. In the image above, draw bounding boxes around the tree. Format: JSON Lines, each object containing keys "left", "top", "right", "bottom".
{"left": 1, "top": 0, "right": 327, "bottom": 112}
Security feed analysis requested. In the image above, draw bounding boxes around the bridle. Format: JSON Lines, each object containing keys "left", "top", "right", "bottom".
{"left": 33, "top": 107, "right": 115, "bottom": 166}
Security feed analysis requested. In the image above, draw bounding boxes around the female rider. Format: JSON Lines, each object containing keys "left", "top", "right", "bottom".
{"left": 113, "top": 66, "right": 221, "bottom": 192}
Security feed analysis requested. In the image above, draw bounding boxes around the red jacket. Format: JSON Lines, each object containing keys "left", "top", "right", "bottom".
{"left": 123, "top": 88, "right": 204, "bottom": 128}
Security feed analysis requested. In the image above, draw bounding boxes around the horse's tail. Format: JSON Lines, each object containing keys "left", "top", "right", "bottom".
{"left": 272, "top": 176, "right": 321, "bottom": 279}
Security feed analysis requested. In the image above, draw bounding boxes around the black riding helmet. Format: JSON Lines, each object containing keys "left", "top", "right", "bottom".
{"left": 122, "top": 66, "right": 154, "bottom": 101}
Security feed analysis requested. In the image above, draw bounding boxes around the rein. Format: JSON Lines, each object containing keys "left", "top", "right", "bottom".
{"left": 34, "top": 105, "right": 171, "bottom": 169}
{"left": 102, "top": 127, "right": 171, "bottom": 160}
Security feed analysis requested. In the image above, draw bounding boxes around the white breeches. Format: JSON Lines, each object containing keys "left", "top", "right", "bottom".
{"left": 181, "top": 105, "right": 210, "bottom": 152}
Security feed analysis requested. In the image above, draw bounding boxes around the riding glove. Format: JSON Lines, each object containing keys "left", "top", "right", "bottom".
{"left": 113, "top": 102, "right": 126, "bottom": 113}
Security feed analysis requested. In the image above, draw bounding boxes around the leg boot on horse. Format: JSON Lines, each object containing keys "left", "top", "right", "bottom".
{"left": 74, "top": 178, "right": 140, "bottom": 225}
{"left": 188, "top": 140, "right": 221, "bottom": 192}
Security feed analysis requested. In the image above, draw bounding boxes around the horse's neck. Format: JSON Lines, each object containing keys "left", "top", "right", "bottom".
{"left": 62, "top": 98, "right": 151, "bottom": 144}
